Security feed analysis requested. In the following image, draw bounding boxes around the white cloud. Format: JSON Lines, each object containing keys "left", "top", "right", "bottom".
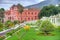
{"left": 0, "top": 0, "right": 45, "bottom": 5}
{"left": 0, "top": 0, "right": 45, "bottom": 9}
{"left": 0, "top": 4, "right": 13, "bottom": 10}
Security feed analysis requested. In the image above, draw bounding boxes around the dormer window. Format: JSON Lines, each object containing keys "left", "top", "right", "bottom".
{"left": 14, "top": 7, "right": 18, "bottom": 10}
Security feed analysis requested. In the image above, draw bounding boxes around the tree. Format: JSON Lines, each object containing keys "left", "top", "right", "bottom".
{"left": 57, "top": 4, "right": 60, "bottom": 13}
{"left": 38, "top": 5, "right": 59, "bottom": 19}
{"left": 40, "top": 20, "right": 55, "bottom": 35}
{"left": 0, "top": 8, "right": 5, "bottom": 22}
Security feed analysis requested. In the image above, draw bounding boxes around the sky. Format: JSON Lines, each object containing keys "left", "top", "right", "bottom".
{"left": 0, "top": 0, "right": 45, "bottom": 10}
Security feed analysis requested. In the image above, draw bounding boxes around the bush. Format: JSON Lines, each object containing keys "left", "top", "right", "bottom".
{"left": 57, "top": 26, "right": 60, "bottom": 32}
{"left": 5, "top": 20, "right": 14, "bottom": 28}
{"left": 36, "top": 20, "right": 42, "bottom": 26}
{"left": 0, "top": 36, "right": 5, "bottom": 40}
{"left": 13, "top": 20, "right": 20, "bottom": 24}
{"left": 40, "top": 20, "right": 55, "bottom": 35}
{"left": 0, "top": 21, "right": 4, "bottom": 31}
{"left": 6, "top": 30, "right": 15, "bottom": 36}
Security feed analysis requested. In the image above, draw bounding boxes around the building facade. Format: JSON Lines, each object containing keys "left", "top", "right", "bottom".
{"left": 4, "top": 6, "right": 40, "bottom": 22}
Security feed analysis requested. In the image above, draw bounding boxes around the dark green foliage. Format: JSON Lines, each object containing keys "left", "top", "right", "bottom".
{"left": 0, "top": 8, "right": 5, "bottom": 18}
{"left": 13, "top": 20, "right": 20, "bottom": 24}
{"left": 58, "top": 4, "right": 60, "bottom": 13}
{"left": 38, "top": 5, "right": 59, "bottom": 19}
{"left": 7, "top": 30, "right": 15, "bottom": 36}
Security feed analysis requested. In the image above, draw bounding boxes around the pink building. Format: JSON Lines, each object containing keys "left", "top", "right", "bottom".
{"left": 4, "top": 6, "right": 40, "bottom": 22}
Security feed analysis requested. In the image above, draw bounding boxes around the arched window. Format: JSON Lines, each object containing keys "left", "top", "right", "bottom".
{"left": 35, "top": 12, "right": 36, "bottom": 15}
{"left": 12, "top": 17, "right": 14, "bottom": 20}
{"left": 8, "top": 17, "right": 11, "bottom": 20}
{"left": 35, "top": 16, "right": 37, "bottom": 19}
{"left": 31, "top": 17, "right": 33, "bottom": 20}
{"left": 21, "top": 18, "right": 22, "bottom": 20}
{"left": 28, "top": 17, "right": 30, "bottom": 20}
{"left": 32, "top": 12, "right": 33, "bottom": 15}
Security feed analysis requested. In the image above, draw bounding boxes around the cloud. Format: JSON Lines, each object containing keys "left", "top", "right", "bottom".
{"left": 0, "top": 0, "right": 45, "bottom": 9}
{"left": 0, "top": 4, "right": 13, "bottom": 10}
{"left": 0, "top": 0, "right": 45, "bottom": 5}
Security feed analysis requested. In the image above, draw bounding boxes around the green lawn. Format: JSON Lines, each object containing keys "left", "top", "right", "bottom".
{"left": 7, "top": 28, "right": 60, "bottom": 40}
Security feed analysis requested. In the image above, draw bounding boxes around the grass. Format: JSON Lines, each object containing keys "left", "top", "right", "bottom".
{"left": 7, "top": 27, "right": 60, "bottom": 40}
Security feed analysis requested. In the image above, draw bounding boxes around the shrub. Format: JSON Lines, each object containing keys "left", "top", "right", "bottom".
{"left": 0, "top": 36, "right": 5, "bottom": 40}
{"left": 36, "top": 20, "right": 42, "bottom": 26}
{"left": 0, "top": 21, "right": 4, "bottom": 31}
{"left": 40, "top": 20, "right": 55, "bottom": 35}
{"left": 5, "top": 20, "right": 14, "bottom": 28}
{"left": 13, "top": 20, "right": 20, "bottom": 24}
{"left": 57, "top": 26, "right": 60, "bottom": 32}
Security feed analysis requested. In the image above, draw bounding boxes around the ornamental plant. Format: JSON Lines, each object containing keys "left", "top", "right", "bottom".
{"left": 40, "top": 20, "right": 55, "bottom": 35}
{"left": 5, "top": 20, "right": 14, "bottom": 28}
{"left": 23, "top": 25, "right": 30, "bottom": 31}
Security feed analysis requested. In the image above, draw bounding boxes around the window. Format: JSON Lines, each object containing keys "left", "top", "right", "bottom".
{"left": 12, "top": 17, "right": 14, "bottom": 20}
{"left": 35, "top": 12, "right": 36, "bottom": 15}
{"left": 28, "top": 17, "right": 30, "bottom": 20}
{"left": 32, "top": 12, "right": 33, "bottom": 15}
{"left": 8, "top": 17, "right": 11, "bottom": 20}
{"left": 28, "top": 12, "right": 30, "bottom": 14}
{"left": 32, "top": 18, "right": 33, "bottom": 20}
{"left": 21, "top": 18, "right": 22, "bottom": 20}
{"left": 8, "top": 13, "right": 10, "bottom": 15}
{"left": 25, "top": 18, "right": 26, "bottom": 20}
{"left": 14, "top": 7, "right": 18, "bottom": 10}
{"left": 35, "top": 16, "right": 37, "bottom": 19}
{"left": 6, "top": 13, "right": 10, "bottom": 15}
